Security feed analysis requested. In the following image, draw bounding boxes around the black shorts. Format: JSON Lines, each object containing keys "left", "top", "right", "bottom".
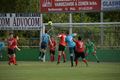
{"left": 58, "top": 44, "right": 66, "bottom": 51}
{"left": 50, "top": 50, "right": 55, "bottom": 55}
{"left": 8, "top": 48, "right": 16, "bottom": 55}
{"left": 74, "top": 52, "right": 85, "bottom": 60}
{"left": 41, "top": 42, "right": 47, "bottom": 49}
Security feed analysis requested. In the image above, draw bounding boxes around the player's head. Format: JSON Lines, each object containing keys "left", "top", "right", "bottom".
{"left": 78, "top": 36, "right": 82, "bottom": 41}
{"left": 87, "top": 39, "right": 91, "bottom": 43}
{"left": 14, "top": 35, "right": 19, "bottom": 40}
{"left": 50, "top": 36, "right": 54, "bottom": 40}
{"left": 66, "top": 31, "right": 69, "bottom": 35}
{"left": 87, "top": 39, "right": 90, "bottom": 42}
{"left": 9, "top": 33, "right": 14, "bottom": 38}
{"left": 45, "top": 30, "right": 48, "bottom": 33}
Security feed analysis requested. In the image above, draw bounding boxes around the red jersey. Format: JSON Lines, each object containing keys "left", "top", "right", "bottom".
{"left": 58, "top": 34, "right": 66, "bottom": 46}
{"left": 75, "top": 40, "right": 84, "bottom": 53}
{"left": 8, "top": 38, "right": 17, "bottom": 50}
{"left": 49, "top": 39, "right": 56, "bottom": 51}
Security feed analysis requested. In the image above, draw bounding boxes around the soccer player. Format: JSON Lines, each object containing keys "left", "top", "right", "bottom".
{"left": 48, "top": 36, "right": 56, "bottom": 62}
{"left": 74, "top": 36, "right": 88, "bottom": 67}
{"left": 39, "top": 30, "right": 52, "bottom": 62}
{"left": 8, "top": 34, "right": 20, "bottom": 65}
{"left": 65, "top": 31, "right": 77, "bottom": 67}
{"left": 85, "top": 39, "right": 100, "bottom": 63}
{"left": 0, "top": 38, "right": 5, "bottom": 59}
{"left": 57, "top": 31, "right": 67, "bottom": 64}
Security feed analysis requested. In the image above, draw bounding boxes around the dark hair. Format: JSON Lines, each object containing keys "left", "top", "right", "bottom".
{"left": 14, "top": 35, "right": 18, "bottom": 38}
{"left": 9, "top": 33, "right": 13, "bottom": 35}
{"left": 78, "top": 36, "right": 82, "bottom": 40}
{"left": 45, "top": 30, "right": 48, "bottom": 33}
{"left": 66, "top": 31, "right": 69, "bottom": 34}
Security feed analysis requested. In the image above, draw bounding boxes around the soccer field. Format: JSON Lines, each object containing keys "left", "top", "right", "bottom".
{"left": 0, "top": 61, "right": 120, "bottom": 80}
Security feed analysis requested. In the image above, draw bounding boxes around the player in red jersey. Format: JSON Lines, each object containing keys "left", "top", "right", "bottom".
{"left": 8, "top": 34, "right": 20, "bottom": 65}
{"left": 57, "top": 32, "right": 67, "bottom": 64}
{"left": 48, "top": 36, "right": 56, "bottom": 62}
{"left": 74, "top": 36, "right": 88, "bottom": 67}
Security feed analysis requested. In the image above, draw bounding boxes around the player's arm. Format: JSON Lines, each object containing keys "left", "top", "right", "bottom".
{"left": 84, "top": 43, "right": 88, "bottom": 56}
{"left": 15, "top": 45, "right": 21, "bottom": 51}
{"left": 71, "top": 33, "right": 77, "bottom": 37}
{"left": 54, "top": 40, "right": 57, "bottom": 48}
{"left": 94, "top": 45, "right": 96, "bottom": 51}
{"left": 48, "top": 36, "right": 53, "bottom": 46}
{"left": 14, "top": 40, "right": 20, "bottom": 51}
{"left": 73, "top": 38, "right": 76, "bottom": 43}
{"left": 57, "top": 34, "right": 62, "bottom": 38}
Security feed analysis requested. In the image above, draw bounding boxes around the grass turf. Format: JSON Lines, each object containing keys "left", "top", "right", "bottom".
{"left": 0, "top": 61, "right": 120, "bottom": 80}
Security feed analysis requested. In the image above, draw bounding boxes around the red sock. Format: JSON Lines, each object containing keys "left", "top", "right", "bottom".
{"left": 13, "top": 57, "right": 16, "bottom": 64}
{"left": 58, "top": 55, "right": 61, "bottom": 63}
{"left": 62, "top": 53, "right": 66, "bottom": 62}
{"left": 53, "top": 56, "right": 55, "bottom": 61}
{"left": 8, "top": 57, "right": 13, "bottom": 64}
{"left": 82, "top": 59, "right": 87, "bottom": 64}
{"left": 50, "top": 55, "right": 53, "bottom": 62}
{"left": 75, "top": 59, "right": 78, "bottom": 66}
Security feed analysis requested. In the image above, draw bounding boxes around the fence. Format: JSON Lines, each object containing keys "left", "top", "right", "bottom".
{"left": 0, "top": 22, "right": 120, "bottom": 61}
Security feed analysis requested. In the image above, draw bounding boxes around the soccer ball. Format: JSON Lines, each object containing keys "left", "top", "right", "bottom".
{"left": 48, "top": 21, "right": 53, "bottom": 26}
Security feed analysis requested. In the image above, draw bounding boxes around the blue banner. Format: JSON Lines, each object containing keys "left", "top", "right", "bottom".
{"left": 102, "top": 0, "right": 120, "bottom": 11}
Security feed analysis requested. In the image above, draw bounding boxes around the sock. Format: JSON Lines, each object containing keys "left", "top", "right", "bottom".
{"left": 8, "top": 57, "right": 13, "bottom": 64}
{"left": 39, "top": 51, "right": 41, "bottom": 57}
{"left": 82, "top": 59, "right": 88, "bottom": 66}
{"left": 94, "top": 55, "right": 99, "bottom": 61}
{"left": 70, "top": 56, "right": 73, "bottom": 67}
{"left": 83, "top": 59, "right": 87, "bottom": 63}
{"left": 58, "top": 55, "right": 61, "bottom": 63}
{"left": 41, "top": 52, "right": 45, "bottom": 58}
{"left": 13, "top": 56, "right": 16, "bottom": 64}
{"left": 50, "top": 55, "right": 53, "bottom": 62}
{"left": 53, "top": 55, "right": 55, "bottom": 61}
{"left": 75, "top": 59, "right": 78, "bottom": 66}
{"left": 62, "top": 53, "right": 66, "bottom": 62}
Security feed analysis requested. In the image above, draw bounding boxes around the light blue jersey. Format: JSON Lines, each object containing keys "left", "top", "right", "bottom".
{"left": 42, "top": 33, "right": 50, "bottom": 44}
{"left": 66, "top": 34, "right": 76, "bottom": 47}
{"left": 0, "top": 42, "right": 5, "bottom": 50}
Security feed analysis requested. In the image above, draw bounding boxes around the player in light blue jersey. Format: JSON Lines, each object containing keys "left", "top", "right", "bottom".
{"left": 66, "top": 31, "right": 77, "bottom": 67}
{"left": 0, "top": 38, "right": 5, "bottom": 59}
{"left": 39, "top": 30, "right": 52, "bottom": 62}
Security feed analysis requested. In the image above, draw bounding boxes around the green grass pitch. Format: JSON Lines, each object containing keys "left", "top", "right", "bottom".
{"left": 0, "top": 61, "right": 120, "bottom": 80}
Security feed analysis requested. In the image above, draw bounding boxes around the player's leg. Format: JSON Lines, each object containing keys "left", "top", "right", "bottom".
{"left": 8, "top": 54, "right": 13, "bottom": 65}
{"left": 50, "top": 50, "right": 52, "bottom": 62}
{"left": 57, "top": 44, "right": 62, "bottom": 64}
{"left": 85, "top": 50, "right": 89, "bottom": 60}
{"left": 52, "top": 50, "right": 55, "bottom": 62}
{"left": 41, "top": 49, "right": 46, "bottom": 62}
{"left": 92, "top": 51, "right": 100, "bottom": 63}
{"left": 12, "top": 53, "right": 17, "bottom": 65}
{"left": 0, "top": 50, "right": 2, "bottom": 58}
{"left": 61, "top": 46, "right": 66, "bottom": 63}
{"left": 74, "top": 53, "right": 79, "bottom": 66}
{"left": 39, "top": 42, "right": 47, "bottom": 61}
{"left": 69, "top": 47, "right": 74, "bottom": 67}
{"left": 81, "top": 52, "right": 88, "bottom": 67}
{"left": 50, "top": 50, "right": 54, "bottom": 62}
{"left": 62, "top": 51, "right": 66, "bottom": 63}
{"left": 40, "top": 42, "right": 47, "bottom": 62}
{"left": 38, "top": 50, "right": 41, "bottom": 59}
{"left": 12, "top": 49, "right": 17, "bottom": 65}
{"left": 8, "top": 49, "right": 14, "bottom": 65}
{"left": 57, "top": 51, "right": 62, "bottom": 64}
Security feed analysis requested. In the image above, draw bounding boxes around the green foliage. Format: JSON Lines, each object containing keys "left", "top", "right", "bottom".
{"left": 0, "top": 0, "right": 120, "bottom": 47}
